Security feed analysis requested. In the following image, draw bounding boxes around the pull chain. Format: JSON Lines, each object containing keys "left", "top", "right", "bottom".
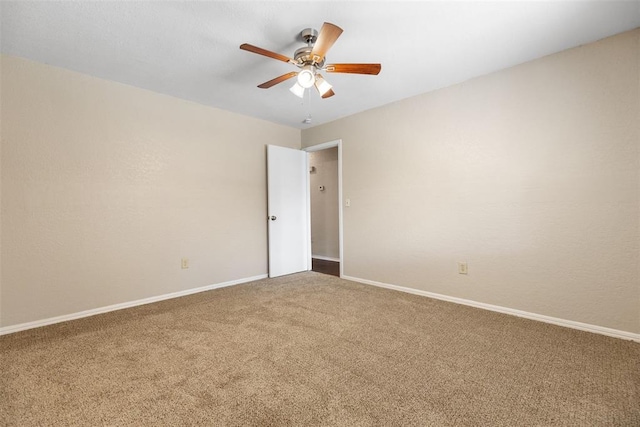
{"left": 305, "top": 86, "right": 312, "bottom": 124}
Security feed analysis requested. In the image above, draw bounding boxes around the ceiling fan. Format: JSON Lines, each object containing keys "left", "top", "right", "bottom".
{"left": 240, "top": 22, "right": 381, "bottom": 99}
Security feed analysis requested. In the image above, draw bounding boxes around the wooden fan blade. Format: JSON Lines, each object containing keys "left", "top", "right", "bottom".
{"left": 257, "top": 71, "right": 298, "bottom": 89}
{"left": 240, "top": 43, "right": 294, "bottom": 63}
{"left": 310, "top": 22, "right": 343, "bottom": 61}
{"left": 321, "top": 88, "right": 335, "bottom": 99}
{"left": 325, "top": 63, "right": 381, "bottom": 75}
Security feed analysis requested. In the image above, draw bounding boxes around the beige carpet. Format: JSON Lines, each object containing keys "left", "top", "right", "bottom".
{"left": 1, "top": 272, "right": 639, "bottom": 426}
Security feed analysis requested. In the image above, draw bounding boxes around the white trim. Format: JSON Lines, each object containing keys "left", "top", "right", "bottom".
{"left": 0, "top": 274, "right": 267, "bottom": 336}
{"left": 305, "top": 153, "right": 312, "bottom": 272}
{"left": 342, "top": 275, "right": 640, "bottom": 343}
{"left": 337, "top": 141, "right": 343, "bottom": 278}
{"left": 312, "top": 255, "right": 340, "bottom": 262}
{"left": 304, "top": 139, "right": 344, "bottom": 278}
{"left": 304, "top": 140, "right": 340, "bottom": 152}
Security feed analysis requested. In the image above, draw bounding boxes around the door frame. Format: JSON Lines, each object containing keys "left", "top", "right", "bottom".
{"left": 303, "top": 139, "right": 343, "bottom": 277}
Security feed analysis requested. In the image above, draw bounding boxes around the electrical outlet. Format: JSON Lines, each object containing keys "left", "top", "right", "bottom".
{"left": 181, "top": 258, "right": 189, "bottom": 269}
{"left": 458, "top": 262, "right": 468, "bottom": 275}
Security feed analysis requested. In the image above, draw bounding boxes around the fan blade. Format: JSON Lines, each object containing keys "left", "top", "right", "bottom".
{"left": 310, "top": 22, "right": 343, "bottom": 61}
{"left": 321, "top": 88, "right": 335, "bottom": 99}
{"left": 240, "top": 43, "right": 294, "bottom": 63}
{"left": 325, "top": 63, "right": 381, "bottom": 75}
{"left": 257, "top": 72, "right": 298, "bottom": 89}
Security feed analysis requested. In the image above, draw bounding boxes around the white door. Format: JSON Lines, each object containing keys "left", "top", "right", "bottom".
{"left": 267, "top": 145, "right": 310, "bottom": 278}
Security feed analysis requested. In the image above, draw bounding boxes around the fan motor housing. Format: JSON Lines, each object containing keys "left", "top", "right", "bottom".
{"left": 294, "top": 46, "right": 324, "bottom": 68}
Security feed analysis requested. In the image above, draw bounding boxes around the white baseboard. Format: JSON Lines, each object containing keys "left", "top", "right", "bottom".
{"left": 342, "top": 275, "right": 640, "bottom": 343}
{"left": 0, "top": 274, "right": 267, "bottom": 336}
{"left": 312, "top": 255, "right": 340, "bottom": 262}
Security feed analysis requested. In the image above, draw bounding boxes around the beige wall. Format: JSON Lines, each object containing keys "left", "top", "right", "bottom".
{"left": 303, "top": 30, "right": 640, "bottom": 334}
{"left": 309, "top": 147, "right": 339, "bottom": 260}
{"left": 0, "top": 55, "right": 300, "bottom": 327}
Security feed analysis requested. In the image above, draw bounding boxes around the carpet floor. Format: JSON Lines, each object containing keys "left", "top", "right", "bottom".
{"left": 1, "top": 272, "right": 639, "bottom": 426}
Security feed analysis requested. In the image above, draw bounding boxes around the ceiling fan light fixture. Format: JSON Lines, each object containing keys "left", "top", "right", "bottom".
{"left": 289, "top": 82, "right": 305, "bottom": 98}
{"left": 297, "top": 65, "right": 316, "bottom": 88}
{"left": 314, "top": 75, "right": 332, "bottom": 96}
{"left": 240, "top": 22, "right": 381, "bottom": 101}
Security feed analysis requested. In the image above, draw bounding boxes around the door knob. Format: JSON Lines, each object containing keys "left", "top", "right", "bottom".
{"left": 270, "top": 215, "right": 277, "bottom": 221}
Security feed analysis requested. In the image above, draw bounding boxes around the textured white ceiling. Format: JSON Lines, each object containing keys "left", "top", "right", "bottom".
{"left": 1, "top": 1, "right": 639, "bottom": 129}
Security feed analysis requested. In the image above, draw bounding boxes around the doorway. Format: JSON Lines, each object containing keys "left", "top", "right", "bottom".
{"left": 304, "top": 140, "right": 343, "bottom": 277}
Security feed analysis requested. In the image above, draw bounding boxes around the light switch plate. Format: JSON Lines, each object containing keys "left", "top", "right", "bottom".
{"left": 458, "top": 262, "right": 468, "bottom": 275}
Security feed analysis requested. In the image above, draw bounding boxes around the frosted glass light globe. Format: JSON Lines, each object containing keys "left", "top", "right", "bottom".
{"left": 297, "top": 66, "right": 316, "bottom": 88}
